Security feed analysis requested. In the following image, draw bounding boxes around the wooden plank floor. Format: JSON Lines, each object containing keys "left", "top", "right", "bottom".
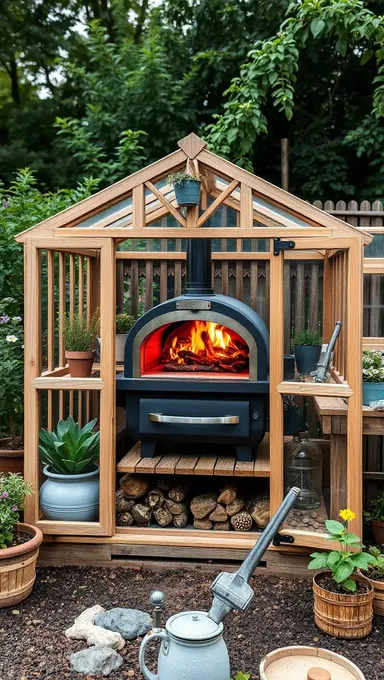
{"left": 117, "top": 435, "right": 270, "bottom": 477}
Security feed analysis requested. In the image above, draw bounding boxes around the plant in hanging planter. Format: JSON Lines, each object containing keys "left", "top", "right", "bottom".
{"left": 115, "top": 313, "right": 135, "bottom": 363}
{"left": 292, "top": 328, "right": 322, "bottom": 375}
{"left": 0, "top": 472, "right": 42, "bottom": 608}
{"left": 39, "top": 416, "right": 100, "bottom": 521}
{"left": 167, "top": 171, "right": 201, "bottom": 207}
{"left": 362, "top": 546, "right": 384, "bottom": 616}
{"left": 364, "top": 491, "right": 384, "bottom": 546}
{"left": 362, "top": 349, "right": 384, "bottom": 405}
{"left": 0, "top": 299, "right": 24, "bottom": 475}
{"left": 63, "top": 311, "right": 99, "bottom": 377}
{"left": 308, "top": 509, "right": 376, "bottom": 638}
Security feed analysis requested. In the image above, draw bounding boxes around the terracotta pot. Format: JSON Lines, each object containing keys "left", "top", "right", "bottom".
{"left": 372, "top": 519, "right": 384, "bottom": 547}
{"left": 313, "top": 570, "right": 374, "bottom": 638}
{"left": 0, "top": 523, "right": 43, "bottom": 608}
{"left": 0, "top": 438, "right": 23, "bottom": 475}
{"left": 65, "top": 350, "right": 95, "bottom": 378}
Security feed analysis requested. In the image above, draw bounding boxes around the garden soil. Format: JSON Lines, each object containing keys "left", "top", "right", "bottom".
{"left": 0, "top": 567, "right": 383, "bottom": 679}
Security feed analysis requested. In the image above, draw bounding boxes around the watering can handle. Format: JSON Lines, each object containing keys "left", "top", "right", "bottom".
{"left": 139, "top": 630, "right": 168, "bottom": 680}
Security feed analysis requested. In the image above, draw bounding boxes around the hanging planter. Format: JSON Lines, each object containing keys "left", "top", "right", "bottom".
{"left": 168, "top": 171, "right": 201, "bottom": 207}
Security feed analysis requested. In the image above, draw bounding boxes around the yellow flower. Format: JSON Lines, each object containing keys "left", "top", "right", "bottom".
{"left": 339, "top": 508, "right": 356, "bottom": 522}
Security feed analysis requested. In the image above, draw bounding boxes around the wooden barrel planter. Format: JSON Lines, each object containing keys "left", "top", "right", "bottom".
{"left": 364, "top": 574, "right": 384, "bottom": 616}
{"left": 0, "top": 523, "right": 43, "bottom": 608}
{"left": 0, "top": 438, "right": 23, "bottom": 476}
{"left": 313, "top": 571, "right": 374, "bottom": 638}
{"left": 260, "top": 646, "right": 365, "bottom": 680}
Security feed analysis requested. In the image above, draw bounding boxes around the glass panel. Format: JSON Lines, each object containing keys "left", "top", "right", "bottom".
{"left": 76, "top": 197, "right": 132, "bottom": 228}
{"left": 365, "top": 234, "right": 384, "bottom": 257}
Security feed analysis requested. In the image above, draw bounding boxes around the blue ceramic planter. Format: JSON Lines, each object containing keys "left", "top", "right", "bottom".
{"left": 362, "top": 382, "right": 384, "bottom": 406}
{"left": 294, "top": 344, "right": 322, "bottom": 375}
{"left": 40, "top": 465, "right": 99, "bottom": 521}
{"left": 174, "top": 180, "right": 201, "bottom": 207}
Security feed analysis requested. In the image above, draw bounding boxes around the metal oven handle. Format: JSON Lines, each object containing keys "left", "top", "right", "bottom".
{"left": 148, "top": 413, "right": 240, "bottom": 425}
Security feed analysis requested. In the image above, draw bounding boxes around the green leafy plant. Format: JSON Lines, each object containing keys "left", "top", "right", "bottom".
{"left": 230, "top": 674, "right": 250, "bottom": 680}
{"left": 167, "top": 171, "right": 201, "bottom": 187}
{"left": 362, "top": 350, "right": 384, "bottom": 383}
{"left": 308, "top": 509, "right": 376, "bottom": 593}
{"left": 63, "top": 311, "right": 99, "bottom": 352}
{"left": 0, "top": 299, "right": 24, "bottom": 444}
{"left": 367, "top": 546, "right": 384, "bottom": 580}
{"left": 293, "top": 328, "right": 322, "bottom": 346}
{"left": 116, "top": 313, "right": 135, "bottom": 335}
{"left": 39, "top": 417, "right": 100, "bottom": 475}
{"left": 364, "top": 491, "right": 384, "bottom": 522}
{"left": 0, "top": 473, "right": 33, "bottom": 549}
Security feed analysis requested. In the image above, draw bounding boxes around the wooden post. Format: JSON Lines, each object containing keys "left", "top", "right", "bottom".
{"left": 281, "top": 139, "right": 289, "bottom": 191}
{"left": 99, "top": 239, "right": 116, "bottom": 535}
{"left": 322, "top": 253, "right": 332, "bottom": 343}
{"left": 330, "top": 434, "right": 347, "bottom": 519}
{"left": 23, "top": 242, "right": 41, "bottom": 524}
{"left": 269, "top": 242, "right": 285, "bottom": 515}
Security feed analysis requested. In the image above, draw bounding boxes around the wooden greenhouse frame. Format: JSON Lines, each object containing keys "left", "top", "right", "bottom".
{"left": 17, "top": 133, "right": 372, "bottom": 564}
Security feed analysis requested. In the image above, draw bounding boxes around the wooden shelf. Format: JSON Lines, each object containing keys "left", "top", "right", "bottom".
{"left": 117, "top": 435, "right": 270, "bottom": 478}
{"left": 33, "top": 376, "right": 104, "bottom": 390}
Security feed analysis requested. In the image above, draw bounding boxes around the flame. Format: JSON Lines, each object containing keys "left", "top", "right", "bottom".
{"left": 161, "top": 320, "right": 248, "bottom": 372}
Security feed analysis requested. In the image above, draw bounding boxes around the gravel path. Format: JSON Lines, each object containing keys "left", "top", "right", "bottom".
{"left": 0, "top": 567, "right": 383, "bottom": 679}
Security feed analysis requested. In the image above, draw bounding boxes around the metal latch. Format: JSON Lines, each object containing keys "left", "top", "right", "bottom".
{"left": 272, "top": 532, "right": 294, "bottom": 546}
{"left": 273, "top": 237, "right": 295, "bottom": 256}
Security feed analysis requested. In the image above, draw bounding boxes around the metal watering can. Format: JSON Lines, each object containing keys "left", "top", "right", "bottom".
{"left": 139, "top": 487, "right": 300, "bottom": 680}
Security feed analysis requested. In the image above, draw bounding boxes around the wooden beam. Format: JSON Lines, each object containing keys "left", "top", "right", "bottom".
{"left": 132, "top": 184, "right": 145, "bottom": 228}
{"left": 363, "top": 337, "right": 384, "bottom": 349}
{"left": 145, "top": 181, "right": 187, "bottom": 227}
{"left": 278, "top": 382, "right": 352, "bottom": 397}
{"left": 33, "top": 377, "right": 104, "bottom": 390}
{"left": 197, "top": 180, "right": 239, "bottom": 227}
{"left": 240, "top": 184, "right": 253, "bottom": 229}
{"left": 56, "top": 227, "right": 330, "bottom": 239}
{"left": 269, "top": 240, "right": 284, "bottom": 517}
{"left": 330, "top": 434, "right": 347, "bottom": 520}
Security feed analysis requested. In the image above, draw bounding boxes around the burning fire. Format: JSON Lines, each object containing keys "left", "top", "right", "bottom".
{"left": 161, "top": 320, "right": 249, "bottom": 373}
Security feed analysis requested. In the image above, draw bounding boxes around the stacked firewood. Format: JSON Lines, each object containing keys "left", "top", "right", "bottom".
{"left": 190, "top": 483, "right": 270, "bottom": 532}
{"left": 116, "top": 474, "right": 189, "bottom": 528}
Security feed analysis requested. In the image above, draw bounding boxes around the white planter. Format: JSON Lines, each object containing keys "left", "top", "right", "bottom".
{"left": 116, "top": 333, "right": 128, "bottom": 363}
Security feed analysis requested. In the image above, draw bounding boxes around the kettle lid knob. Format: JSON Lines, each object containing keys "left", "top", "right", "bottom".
{"left": 150, "top": 590, "right": 165, "bottom": 606}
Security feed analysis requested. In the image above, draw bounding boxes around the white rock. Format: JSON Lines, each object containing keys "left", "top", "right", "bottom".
{"left": 69, "top": 645, "right": 123, "bottom": 676}
{"left": 65, "top": 605, "right": 125, "bottom": 650}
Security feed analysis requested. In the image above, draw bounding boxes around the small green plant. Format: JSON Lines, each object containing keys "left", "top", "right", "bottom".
{"left": 63, "top": 311, "right": 99, "bottom": 352}
{"left": 293, "top": 328, "right": 322, "bottom": 346}
{"left": 364, "top": 491, "right": 384, "bottom": 522}
{"left": 116, "top": 313, "right": 135, "bottom": 334}
{"left": 367, "top": 546, "right": 384, "bottom": 580}
{"left": 39, "top": 417, "right": 100, "bottom": 475}
{"left": 167, "top": 171, "right": 201, "bottom": 187}
{"left": 230, "top": 674, "right": 250, "bottom": 680}
{"left": 308, "top": 509, "right": 376, "bottom": 593}
{"left": 0, "top": 473, "right": 33, "bottom": 548}
{"left": 362, "top": 350, "right": 384, "bottom": 382}
{"left": 0, "top": 298, "right": 24, "bottom": 444}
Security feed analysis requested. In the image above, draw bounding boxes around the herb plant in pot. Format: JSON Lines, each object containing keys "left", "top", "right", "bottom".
{"left": 362, "top": 546, "right": 384, "bottom": 616}
{"left": 0, "top": 472, "right": 42, "bottom": 608}
{"left": 168, "top": 171, "right": 201, "bottom": 207}
{"left": 116, "top": 313, "right": 135, "bottom": 363}
{"left": 364, "top": 491, "right": 384, "bottom": 546}
{"left": 362, "top": 349, "right": 384, "bottom": 405}
{"left": 293, "top": 328, "right": 322, "bottom": 375}
{"left": 0, "top": 303, "right": 24, "bottom": 475}
{"left": 39, "top": 416, "right": 100, "bottom": 521}
{"left": 308, "top": 509, "right": 375, "bottom": 638}
{"left": 63, "top": 311, "right": 99, "bottom": 378}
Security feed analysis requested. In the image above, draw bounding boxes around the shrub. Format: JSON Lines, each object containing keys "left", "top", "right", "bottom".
{"left": 367, "top": 546, "right": 384, "bottom": 580}
{"left": 39, "top": 416, "right": 100, "bottom": 475}
{"left": 63, "top": 311, "right": 99, "bottom": 352}
{"left": 293, "top": 328, "right": 322, "bottom": 346}
{"left": 362, "top": 349, "right": 384, "bottom": 382}
{"left": 364, "top": 491, "right": 384, "bottom": 523}
{"left": 116, "top": 313, "right": 135, "bottom": 334}
{"left": 0, "top": 298, "right": 24, "bottom": 443}
{"left": 0, "top": 473, "right": 33, "bottom": 548}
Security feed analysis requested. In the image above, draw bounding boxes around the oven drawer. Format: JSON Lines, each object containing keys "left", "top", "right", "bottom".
{"left": 139, "top": 398, "right": 249, "bottom": 437}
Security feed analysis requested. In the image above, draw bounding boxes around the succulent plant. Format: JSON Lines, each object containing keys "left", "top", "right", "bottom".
{"left": 39, "top": 416, "right": 100, "bottom": 475}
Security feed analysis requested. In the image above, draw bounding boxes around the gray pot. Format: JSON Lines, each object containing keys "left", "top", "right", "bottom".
{"left": 40, "top": 465, "right": 99, "bottom": 521}
{"left": 294, "top": 344, "right": 321, "bottom": 375}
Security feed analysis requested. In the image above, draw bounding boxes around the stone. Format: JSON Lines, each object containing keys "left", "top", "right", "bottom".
{"left": 302, "top": 516, "right": 310, "bottom": 525}
{"left": 190, "top": 492, "right": 218, "bottom": 519}
{"left": 65, "top": 605, "right": 125, "bottom": 650}
{"left": 168, "top": 484, "right": 188, "bottom": 502}
{"left": 115, "top": 489, "right": 135, "bottom": 513}
{"left": 217, "top": 484, "right": 237, "bottom": 505}
{"left": 173, "top": 511, "right": 188, "bottom": 528}
{"left": 310, "top": 512, "right": 319, "bottom": 519}
{"left": 194, "top": 518, "right": 212, "bottom": 530}
{"left": 226, "top": 495, "right": 245, "bottom": 517}
{"left": 120, "top": 473, "right": 149, "bottom": 499}
{"left": 164, "top": 498, "right": 186, "bottom": 516}
{"left": 145, "top": 488, "right": 165, "bottom": 509}
{"left": 116, "top": 511, "right": 133, "bottom": 526}
{"left": 231, "top": 511, "right": 253, "bottom": 532}
{"left": 209, "top": 504, "right": 228, "bottom": 522}
{"left": 69, "top": 645, "right": 123, "bottom": 676}
{"left": 213, "top": 520, "right": 231, "bottom": 531}
{"left": 247, "top": 497, "right": 270, "bottom": 529}
{"left": 153, "top": 506, "right": 173, "bottom": 527}
{"left": 95, "top": 608, "right": 152, "bottom": 641}
{"left": 131, "top": 503, "right": 152, "bottom": 526}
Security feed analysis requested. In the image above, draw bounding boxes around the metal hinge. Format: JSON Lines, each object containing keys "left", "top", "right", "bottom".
{"left": 273, "top": 532, "right": 295, "bottom": 547}
{"left": 273, "top": 237, "right": 295, "bottom": 256}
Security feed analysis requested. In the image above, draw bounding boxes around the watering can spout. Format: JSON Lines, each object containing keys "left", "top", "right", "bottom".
{"left": 208, "top": 487, "right": 300, "bottom": 625}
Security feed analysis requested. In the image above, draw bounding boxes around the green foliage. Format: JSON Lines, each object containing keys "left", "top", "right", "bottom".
{"left": 293, "top": 328, "right": 322, "bottom": 346}
{"left": 39, "top": 416, "right": 100, "bottom": 475}
{"left": 230, "top": 674, "right": 250, "bottom": 680}
{"left": 0, "top": 300, "right": 24, "bottom": 442}
{"left": 308, "top": 510, "right": 376, "bottom": 593}
{"left": 364, "top": 491, "right": 384, "bottom": 523}
{"left": 116, "top": 313, "right": 135, "bottom": 334}
{"left": 167, "top": 171, "right": 201, "bottom": 187}
{"left": 362, "top": 349, "right": 384, "bottom": 383}
{"left": 0, "top": 473, "right": 33, "bottom": 548}
{"left": 63, "top": 311, "right": 99, "bottom": 352}
{"left": 367, "top": 545, "right": 384, "bottom": 580}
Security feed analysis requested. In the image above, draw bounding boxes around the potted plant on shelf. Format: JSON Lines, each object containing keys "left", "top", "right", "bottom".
{"left": 167, "top": 171, "right": 201, "bottom": 207}
{"left": 63, "top": 311, "right": 99, "bottom": 378}
{"left": 116, "top": 313, "right": 135, "bottom": 363}
{"left": 364, "top": 491, "right": 384, "bottom": 546}
{"left": 293, "top": 328, "right": 322, "bottom": 375}
{"left": 362, "top": 349, "right": 384, "bottom": 405}
{"left": 0, "top": 299, "right": 24, "bottom": 475}
{"left": 39, "top": 416, "right": 100, "bottom": 521}
{"left": 361, "top": 546, "right": 384, "bottom": 616}
{"left": 308, "top": 509, "right": 375, "bottom": 638}
{"left": 0, "top": 472, "right": 42, "bottom": 608}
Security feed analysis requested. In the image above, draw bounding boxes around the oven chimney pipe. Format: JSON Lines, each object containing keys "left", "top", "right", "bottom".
{"left": 184, "top": 238, "right": 214, "bottom": 296}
